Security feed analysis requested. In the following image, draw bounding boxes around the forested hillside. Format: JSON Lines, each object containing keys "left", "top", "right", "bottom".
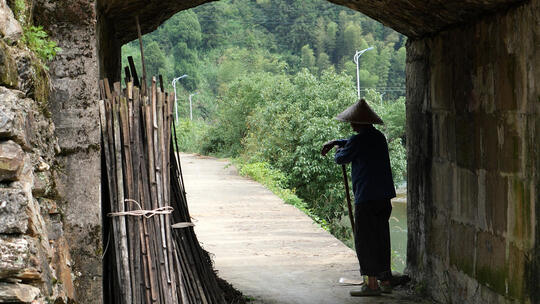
{"left": 122, "top": 0, "right": 407, "bottom": 264}
{"left": 123, "top": 0, "right": 406, "bottom": 107}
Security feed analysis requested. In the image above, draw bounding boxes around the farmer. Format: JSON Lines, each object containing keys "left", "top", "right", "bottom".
{"left": 321, "top": 99, "right": 396, "bottom": 297}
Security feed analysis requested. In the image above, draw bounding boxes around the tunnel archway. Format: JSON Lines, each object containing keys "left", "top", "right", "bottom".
{"left": 28, "top": 0, "right": 538, "bottom": 302}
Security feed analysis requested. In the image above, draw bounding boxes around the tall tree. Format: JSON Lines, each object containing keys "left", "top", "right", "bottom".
{"left": 313, "top": 17, "right": 327, "bottom": 57}
{"left": 164, "top": 10, "right": 202, "bottom": 49}
{"left": 173, "top": 41, "right": 200, "bottom": 91}
{"left": 375, "top": 46, "right": 392, "bottom": 88}
{"left": 338, "top": 22, "right": 363, "bottom": 61}
{"left": 300, "top": 44, "right": 316, "bottom": 70}
{"left": 145, "top": 41, "right": 166, "bottom": 78}
{"left": 325, "top": 21, "right": 338, "bottom": 62}
{"left": 386, "top": 46, "right": 406, "bottom": 99}
{"left": 316, "top": 52, "right": 332, "bottom": 73}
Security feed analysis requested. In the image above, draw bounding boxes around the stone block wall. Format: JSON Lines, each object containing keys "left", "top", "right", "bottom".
{"left": 33, "top": 1, "right": 103, "bottom": 303}
{"left": 0, "top": 61, "right": 74, "bottom": 302}
{"left": 0, "top": 1, "right": 79, "bottom": 302}
{"left": 406, "top": 0, "right": 539, "bottom": 303}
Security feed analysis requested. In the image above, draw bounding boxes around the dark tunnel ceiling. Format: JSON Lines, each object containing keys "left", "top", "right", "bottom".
{"left": 99, "top": 0, "right": 525, "bottom": 45}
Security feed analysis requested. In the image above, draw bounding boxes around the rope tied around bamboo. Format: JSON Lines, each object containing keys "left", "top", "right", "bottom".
{"left": 107, "top": 199, "right": 174, "bottom": 218}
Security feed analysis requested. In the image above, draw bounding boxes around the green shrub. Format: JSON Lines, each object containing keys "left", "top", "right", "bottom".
{"left": 22, "top": 26, "right": 61, "bottom": 67}
{"left": 174, "top": 119, "right": 209, "bottom": 153}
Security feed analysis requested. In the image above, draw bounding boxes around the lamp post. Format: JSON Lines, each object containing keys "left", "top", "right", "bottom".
{"left": 353, "top": 47, "right": 374, "bottom": 99}
{"left": 189, "top": 92, "right": 199, "bottom": 121}
{"left": 172, "top": 75, "right": 188, "bottom": 123}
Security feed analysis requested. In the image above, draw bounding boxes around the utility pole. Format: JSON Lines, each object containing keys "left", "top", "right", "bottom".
{"left": 353, "top": 47, "right": 374, "bottom": 99}
{"left": 189, "top": 92, "right": 199, "bottom": 121}
{"left": 172, "top": 75, "right": 188, "bottom": 123}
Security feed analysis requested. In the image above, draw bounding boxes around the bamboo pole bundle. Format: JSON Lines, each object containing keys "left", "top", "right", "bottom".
{"left": 99, "top": 66, "right": 226, "bottom": 303}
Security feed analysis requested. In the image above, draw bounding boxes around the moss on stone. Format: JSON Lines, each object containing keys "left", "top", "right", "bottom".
{"left": 457, "top": 256, "right": 474, "bottom": 277}
{"left": 7, "top": 0, "right": 32, "bottom": 27}
{"left": 508, "top": 275, "right": 525, "bottom": 300}
{"left": 0, "top": 40, "right": 19, "bottom": 88}
{"left": 512, "top": 179, "right": 532, "bottom": 244}
{"left": 94, "top": 246, "right": 103, "bottom": 257}
{"left": 476, "top": 265, "right": 507, "bottom": 295}
{"left": 508, "top": 245, "right": 527, "bottom": 300}
{"left": 31, "top": 60, "right": 51, "bottom": 111}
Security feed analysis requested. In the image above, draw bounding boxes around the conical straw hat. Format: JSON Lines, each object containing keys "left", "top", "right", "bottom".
{"left": 335, "top": 99, "right": 384, "bottom": 124}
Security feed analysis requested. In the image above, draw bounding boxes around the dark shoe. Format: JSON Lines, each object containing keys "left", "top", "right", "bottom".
{"left": 349, "top": 285, "right": 382, "bottom": 297}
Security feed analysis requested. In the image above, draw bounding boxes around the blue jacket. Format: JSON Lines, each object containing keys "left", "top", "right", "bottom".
{"left": 334, "top": 127, "right": 396, "bottom": 204}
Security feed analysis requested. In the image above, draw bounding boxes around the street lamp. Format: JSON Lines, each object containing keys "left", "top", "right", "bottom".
{"left": 189, "top": 92, "right": 199, "bottom": 121}
{"left": 353, "top": 47, "right": 374, "bottom": 99}
{"left": 172, "top": 75, "right": 188, "bottom": 123}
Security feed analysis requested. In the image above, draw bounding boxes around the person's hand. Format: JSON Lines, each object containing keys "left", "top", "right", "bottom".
{"left": 321, "top": 140, "right": 337, "bottom": 156}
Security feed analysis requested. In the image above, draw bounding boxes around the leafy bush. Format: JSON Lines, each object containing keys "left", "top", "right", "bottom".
{"left": 11, "top": 0, "right": 61, "bottom": 67}
{"left": 174, "top": 119, "right": 209, "bottom": 153}
{"left": 202, "top": 72, "right": 289, "bottom": 156}
{"left": 22, "top": 26, "right": 61, "bottom": 67}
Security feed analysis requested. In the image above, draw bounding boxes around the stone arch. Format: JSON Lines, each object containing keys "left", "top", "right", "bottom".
{"left": 28, "top": 0, "right": 538, "bottom": 303}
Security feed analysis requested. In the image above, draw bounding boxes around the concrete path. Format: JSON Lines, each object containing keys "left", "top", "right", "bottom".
{"left": 181, "top": 153, "right": 424, "bottom": 304}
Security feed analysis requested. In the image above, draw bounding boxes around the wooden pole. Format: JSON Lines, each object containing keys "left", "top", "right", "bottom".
{"left": 113, "top": 94, "right": 132, "bottom": 304}
{"left": 138, "top": 99, "right": 159, "bottom": 302}
{"left": 130, "top": 88, "right": 149, "bottom": 303}
{"left": 127, "top": 56, "right": 140, "bottom": 88}
{"left": 135, "top": 16, "right": 147, "bottom": 89}
{"left": 341, "top": 164, "right": 355, "bottom": 235}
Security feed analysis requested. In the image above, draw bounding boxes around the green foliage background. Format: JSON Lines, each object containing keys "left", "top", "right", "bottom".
{"left": 122, "top": 0, "right": 407, "bottom": 266}
{"left": 201, "top": 71, "right": 406, "bottom": 242}
{"left": 122, "top": 0, "right": 406, "bottom": 110}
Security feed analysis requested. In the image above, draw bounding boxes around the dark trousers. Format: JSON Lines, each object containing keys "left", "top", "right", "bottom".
{"left": 354, "top": 199, "right": 392, "bottom": 281}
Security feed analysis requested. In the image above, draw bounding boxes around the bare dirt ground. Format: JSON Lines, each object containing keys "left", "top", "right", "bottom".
{"left": 181, "top": 153, "right": 427, "bottom": 304}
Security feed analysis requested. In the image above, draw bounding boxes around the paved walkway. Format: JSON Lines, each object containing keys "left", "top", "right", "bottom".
{"left": 181, "top": 153, "right": 425, "bottom": 304}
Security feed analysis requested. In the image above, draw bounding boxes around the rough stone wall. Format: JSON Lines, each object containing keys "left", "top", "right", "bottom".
{"left": 406, "top": 0, "right": 539, "bottom": 303}
{"left": 33, "top": 1, "right": 103, "bottom": 303}
{"left": 0, "top": 1, "right": 76, "bottom": 302}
